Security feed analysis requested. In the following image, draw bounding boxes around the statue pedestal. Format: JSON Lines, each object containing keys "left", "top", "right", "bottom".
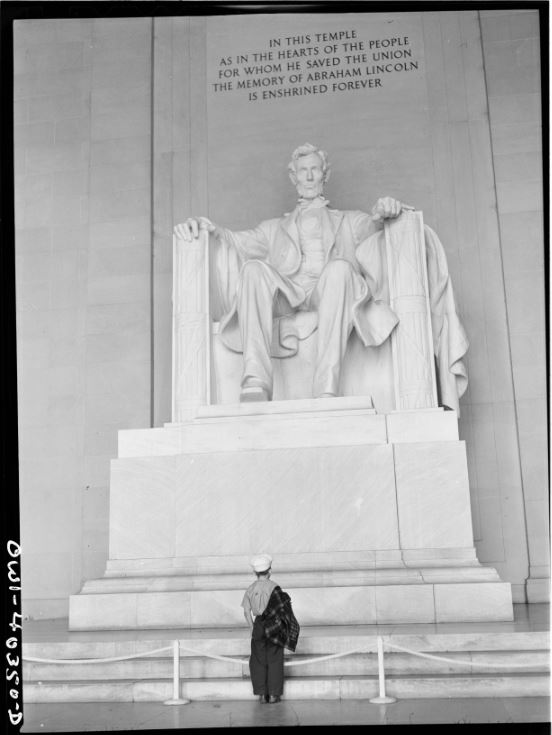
{"left": 69, "top": 398, "right": 512, "bottom": 630}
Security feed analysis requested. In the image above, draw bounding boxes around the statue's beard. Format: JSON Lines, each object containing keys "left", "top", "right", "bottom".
{"left": 296, "top": 181, "right": 324, "bottom": 200}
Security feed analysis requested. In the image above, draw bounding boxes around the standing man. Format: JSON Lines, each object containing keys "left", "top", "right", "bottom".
{"left": 174, "top": 143, "right": 406, "bottom": 402}
{"left": 242, "top": 554, "right": 299, "bottom": 703}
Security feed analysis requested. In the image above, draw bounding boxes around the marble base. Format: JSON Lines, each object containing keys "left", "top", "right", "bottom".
{"left": 69, "top": 401, "right": 513, "bottom": 630}
{"left": 69, "top": 578, "right": 513, "bottom": 630}
{"left": 526, "top": 577, "right": 551, "bottom": 603}
{"left": 119, "top": 401, "right": 459, "bottom": 457}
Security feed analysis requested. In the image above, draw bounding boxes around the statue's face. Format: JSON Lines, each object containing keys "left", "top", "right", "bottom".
{"left": 291, "top": 152, "right": 325, "bottom": 200}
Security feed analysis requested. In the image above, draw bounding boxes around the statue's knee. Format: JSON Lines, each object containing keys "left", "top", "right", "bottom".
{"left": 321, "top": 259, "right": 354, "bottom": 284}
{"left": 241, "top": 259, "right": 266, "bottom": 276}
{"left": 240, "top": 259, "right": 269, "bottom": 286}
{"left": 238, "top": 260, "right": 278, "bottom": 301}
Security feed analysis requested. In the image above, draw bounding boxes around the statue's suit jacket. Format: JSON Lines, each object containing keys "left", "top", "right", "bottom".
{"left": 214, "top": 205, "right": 399, "bottom": 358}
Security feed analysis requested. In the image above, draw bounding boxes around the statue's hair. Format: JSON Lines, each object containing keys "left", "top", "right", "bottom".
{"left": 288, "top": 143, "right": 331, "bottom": 182}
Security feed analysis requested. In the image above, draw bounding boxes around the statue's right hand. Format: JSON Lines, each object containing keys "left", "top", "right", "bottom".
{"left": 173, "top": 217, "right": 216, "bottom": 241}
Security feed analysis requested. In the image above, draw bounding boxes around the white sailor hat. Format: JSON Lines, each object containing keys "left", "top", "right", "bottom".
{"left": 250, "top": 554, "right": 272, "bottom": 573}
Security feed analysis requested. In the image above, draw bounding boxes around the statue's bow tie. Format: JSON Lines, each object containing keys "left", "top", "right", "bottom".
{"left": 296, "top": 196, "right": 329, "bottom": 210}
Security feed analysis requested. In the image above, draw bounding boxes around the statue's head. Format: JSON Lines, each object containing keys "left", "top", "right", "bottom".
{"left": 288, "top": 143, "right": 330, "bottom": 200}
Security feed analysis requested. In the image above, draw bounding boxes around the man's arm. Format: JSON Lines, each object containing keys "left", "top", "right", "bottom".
{"left": 244, "top": 609, "right": 254, "bottom": 629}
{"left": 242, "top": 597, "right": 254, "bottom": 630}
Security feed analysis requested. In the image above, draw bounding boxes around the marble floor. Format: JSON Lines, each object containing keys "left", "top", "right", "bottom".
{"left": 22, "top": 602, "right": 550, "bottom": 643}
{"left": 19, "top": 697, "right": 551, "bottom": 731}
{"left": 20, "top": 604, "right": 550, "bottom": 731}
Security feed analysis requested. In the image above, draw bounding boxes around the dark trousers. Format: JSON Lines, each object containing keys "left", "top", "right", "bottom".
{"left": 249, "top": 617, "right": 284, "bottom": 696}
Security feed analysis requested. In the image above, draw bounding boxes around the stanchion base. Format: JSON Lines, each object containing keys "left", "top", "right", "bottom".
{"left": 163, "top": 698, "right": 190, "bottom": 706}
{"left": 369, "top": 696, "right": 397, "bottom": 704}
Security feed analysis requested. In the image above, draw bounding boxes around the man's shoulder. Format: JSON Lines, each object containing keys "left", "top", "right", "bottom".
{"left": 247, "top": 578, "right": 277, "bottom": 592}
{"left": 269, "top": 584, "right": 289, "bottom": 601}
{"left": 245, "top": 580, "right": 259, "bottom": 594}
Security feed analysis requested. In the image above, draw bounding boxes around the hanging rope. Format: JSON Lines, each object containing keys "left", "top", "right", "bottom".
{"left": 23, "top": 645, "right": 172, "bottom": 665}
{"left": 23, "top": 640, "right": 545, "bottom": 670}
{"left": 23, "top": 644, "right": 369, "bottom": 668}
{"left": 383, "top": 640, "right": 545, "bottom": 669}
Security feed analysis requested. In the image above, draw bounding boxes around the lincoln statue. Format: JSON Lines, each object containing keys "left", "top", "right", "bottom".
{"left": 174, "top": 142, "right": 411, "bottom": 402}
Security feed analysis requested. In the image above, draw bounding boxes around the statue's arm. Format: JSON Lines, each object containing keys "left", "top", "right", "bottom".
{"left": 349, "top": 210, "right": 381, "bottom": 245}
{"left": 174, "top": 217, "right": 271, "bottom": 262}
{"left": 214, "top": 223, "right": 271, "bottom": 262}
{"left": 350, "top": 197, "right": 415, "bottom": 243}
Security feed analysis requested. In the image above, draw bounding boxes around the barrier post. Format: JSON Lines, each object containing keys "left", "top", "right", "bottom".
{"left": 164, "top": 640, "right": 190, "bottom": 705}
{"left": 369, "top": 636, "right": 397, "bottom": 704}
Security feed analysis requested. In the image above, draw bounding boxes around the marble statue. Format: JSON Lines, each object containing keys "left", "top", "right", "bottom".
{"left": 174, "top": 143, "right": 416, "bottom": 402}
{"left": 174, "top": 143, "right": 469, "bottom": 411}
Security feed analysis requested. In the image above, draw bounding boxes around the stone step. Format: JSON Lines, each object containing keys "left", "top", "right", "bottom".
{"left": 69, "top": 580, "right": 514, "bottom": 629}
{"left": 23, "top": 627, "right": 549, "bottom": 702}
{"left": 24, "top": 649, "right": 550, "bottom": 682}
{"left": 193, "top": 394, "right": 377, "bottom": 418}
{"left": 118, "top": 410, "right": 388, "bottom": 457}
{"left": 80, "top": 565, "right": 502, "bottom": 594}
{"left": 24, "top": 630, "right": 549, "bottom": 658}
{"left": 24, "top": 673, "right": 550, "bottom": 703}
{"left": 103, "top": 548, "right": 480, "bottom": 575}
{"left": 118, "top": 404, "right": 461, "bottom": 457}
{"left": 23, "top": 629, "right": 549, "bottom": 707}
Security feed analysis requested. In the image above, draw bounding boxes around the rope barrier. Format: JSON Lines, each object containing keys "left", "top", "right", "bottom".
{"left": 284, "top": 648, "right": 367, "bottom": 667}
{"left": 165, "top": 640, "right": 189, "bottom": 705}
{"left": 23, "top": 645, "right": 173, "bottom": 665}
{"left": 168, "top": 645, "right": 248, "bottom": 666}
{"left": 383, "top": 640, "right": 545, "bottom": 669}
{"left": 23, "top": 634, "right": 546, "bottom": 707}
{"left": 23, "top": 640, "right": 372, "bottom": 707}
{"left": 175, "top": 642, "right": 370, "bottom": 667}
{"left": 23, "top": 645, "right": 367, "bottom": 668}
{"left": 366, "top": 636, "right": 547, "bottom": 706}
{"left": 369, "top": 636, "right": 396, "bottom": 704}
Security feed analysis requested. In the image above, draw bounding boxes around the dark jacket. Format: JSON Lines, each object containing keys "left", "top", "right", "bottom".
{"left": 261, "top": 585, "right": 300, "bottom": 652}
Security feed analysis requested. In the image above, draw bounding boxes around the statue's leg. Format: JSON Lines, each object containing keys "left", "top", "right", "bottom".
{"left": 236, "top": 260, "right": 288, "bottom": 401}
{"left": 311, "top": 259, "right": 361, "bottom": 398}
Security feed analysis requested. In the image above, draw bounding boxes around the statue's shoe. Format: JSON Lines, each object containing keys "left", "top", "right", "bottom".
{"left": 240, "top": 385, "right": 270, "bottom": 402}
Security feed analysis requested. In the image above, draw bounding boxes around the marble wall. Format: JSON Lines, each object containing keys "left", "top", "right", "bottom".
{"left": 14, "top": 9, "right": 547, "bottom": 617}
{"left": 14, "top": 18, "right": 153, "bottom": 619}
{"left": 479, "top": 9, "right": 548, "bottom": 601}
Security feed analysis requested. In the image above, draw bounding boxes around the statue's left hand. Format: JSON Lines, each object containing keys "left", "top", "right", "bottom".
{"left": 371, "top": 197, "right": 414, "bottom": 222}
